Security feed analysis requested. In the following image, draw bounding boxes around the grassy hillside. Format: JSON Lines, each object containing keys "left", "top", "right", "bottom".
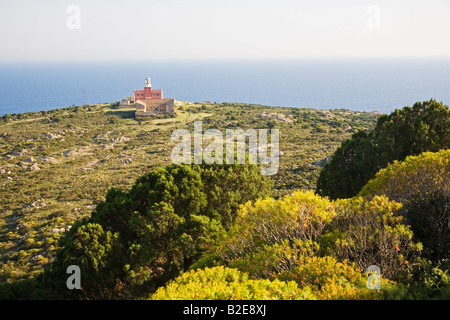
{"left": 0, "top": 101, "right": 379, "bottom": 283}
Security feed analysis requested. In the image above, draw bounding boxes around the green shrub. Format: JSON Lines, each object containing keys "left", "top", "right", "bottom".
{"left": 404, "top": 258, "right": 450, "bottom": 299}
{"left": 40, "top": 163, "right": 271, "bottom": 299}
{"left": 359, "top": 149, "right": 450, "bottom": 261}
{"left": 316, "top": 99, "right": 450, "bottom": 199}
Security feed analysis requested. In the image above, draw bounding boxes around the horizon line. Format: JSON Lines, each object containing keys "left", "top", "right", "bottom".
{"left": 1, "top": 56, "right": 450, "bottom": 64}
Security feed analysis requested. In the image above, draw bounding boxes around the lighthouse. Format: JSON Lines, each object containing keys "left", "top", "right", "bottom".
{"left": 119, "top": 76, "right": 174, "bottom": 117}
{"left": 134, "top": 77, "right": 163, "bottom": 101}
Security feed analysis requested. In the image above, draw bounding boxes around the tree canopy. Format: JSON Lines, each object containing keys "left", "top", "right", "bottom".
{"left": 39, "top": 163, "right": 273, "bottom": 299}
{"left": 316, "top": 99, "right": 450, "bottom": 199}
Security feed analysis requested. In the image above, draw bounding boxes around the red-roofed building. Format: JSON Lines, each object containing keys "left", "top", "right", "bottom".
{"left": 134, "top": 77, "right": 163, "bottom": 101}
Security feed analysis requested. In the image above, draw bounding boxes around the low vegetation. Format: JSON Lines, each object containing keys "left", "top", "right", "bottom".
{"left": 0, "top": 101, "right": 378, "bottom": 285}
{"left": 1, "top": 99, "right": 449, "bottom": 300}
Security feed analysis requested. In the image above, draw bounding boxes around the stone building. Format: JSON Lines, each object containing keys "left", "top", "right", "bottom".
{"left": 135, "top": 98, "right": 175, "bottom": 119}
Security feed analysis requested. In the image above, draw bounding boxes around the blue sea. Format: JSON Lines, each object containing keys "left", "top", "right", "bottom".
{"left": 0, "top": 59, "right": 449, "bottom": 116}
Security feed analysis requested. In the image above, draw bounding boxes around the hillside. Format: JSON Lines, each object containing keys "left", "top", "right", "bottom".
{"left": 0, "top": 101, "right": 380, "bottom": 283}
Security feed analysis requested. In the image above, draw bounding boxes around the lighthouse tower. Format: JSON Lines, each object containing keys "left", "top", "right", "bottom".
{"left": 143, "top": 77, "right": 152, "bottom": 98}
{"left": 144, "top": 77, "right": 151, "bottom": 87}
{"left": 134, "top": 77, "right": 163, "bottom": 101}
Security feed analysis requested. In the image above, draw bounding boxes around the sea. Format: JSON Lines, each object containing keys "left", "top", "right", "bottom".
{"left": 0, "top": 59, "right": 449, "bottom": 116}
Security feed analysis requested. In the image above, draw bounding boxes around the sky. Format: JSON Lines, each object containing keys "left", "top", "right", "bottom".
{"left": 0, "top": 0, "right": 449, "bottom": 61}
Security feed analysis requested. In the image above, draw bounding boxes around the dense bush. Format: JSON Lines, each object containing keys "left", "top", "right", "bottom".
{"left": 198, "top": 163, "right": 273, "bottom": 229}
{"left": 38, "top": 163, "right": 272, "bottom": 299}
{"left": 150, "top": 266, "right": 314, "bottom": 300}
{"left": 403, "top": 258, "right": 450, "bottom": 299}
{"left": 215, "top": 191, "right": 418, "bottom": 279}
{"left": 321, "top": 196, "right": 422, "bottom": 279}
{"left": 226, "top": 239, "right": 320, "bottom": 280}
{"left": 218, "top": 239, "right": 387, "bottom": 300}
{"left": 277, "top": 255, "right": 386, "bottom": 300}
{"left": 316, "top": 99, "right": 450, "bottom": 199}
{"left": 359, "top": 149, "right": 450, "bottom": 261}
{"left": 199, "top": 191, "right": 417, "bottom": 299}
{"left": 218, "top": 191, "right": 335, "bottom": 263}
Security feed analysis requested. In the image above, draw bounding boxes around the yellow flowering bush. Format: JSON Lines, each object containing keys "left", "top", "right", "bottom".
{"left": 321, "top": 195, "right": 421, "bottom": 279}
{"left": 219, "top": 190, "right": 335, "bottom": 262}
{"left": 150, "top": 266, "right": 315, "bottom": 300}
{"left": 227, "top": 239, "right": 319, "bottom": 280}
{"left": 277, "top": 255, "right": 383, "bottom": 300}
{"left": 359, "top": 149, "right": 450, "bottom": 261}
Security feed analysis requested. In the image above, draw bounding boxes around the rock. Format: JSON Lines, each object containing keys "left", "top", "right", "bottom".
{"left": 313, "top": 156, "right": 332, "bottom": 167}
{"left": 94, "top": 130, "right": 112, "bottom": 141}
{"left": 259, "top": 112, "right": 295, "bottom": 123}
{"left": 118, "top": 154, "right": 134, "bottom": 164}
{"left": 63, "top": 147, "right": 92, "bottom": 157}
{"left": 29, "top": 163, "right": 40, "bottom": 171}
{"left": 43, "top": 132, "right": 62, "bottom": 140}
{"left": 25, "top": 200, "right": 45, "bottom": 209}
{"left": 63, "top": 149, "right": 81, "bottom": 157}
{"left": 12, "top": 149, "right": 27, "bottom": 156}
{"left": 102, "top": 144, "right": 114, "bottom": 150}
{"left": 22, "top": 157, "right": 35, "bottom": 163}
{"left": 20, "top": 157, "right": 36, "bottom": 166}
{"left": 63, "top": 150, "right": 74, "bottom": 157}
{"left": 110, "top": 136, "right": 130, "bottom": 143}
{"left": 38, "top": 156, "right": 59, "bottom": 164}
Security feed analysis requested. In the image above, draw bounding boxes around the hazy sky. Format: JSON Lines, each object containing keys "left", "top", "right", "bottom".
{"left": 0, "top": 0, "right": 449, "bottom": 61}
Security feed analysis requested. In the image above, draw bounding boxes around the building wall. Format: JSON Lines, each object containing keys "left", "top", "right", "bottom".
{"left": 134, "top": 87, "right": 163, "bottom": 101}
{"left": 134, "top": 99, "right": 175, "bottom": 118}
{"left": 134, "top": 90, "right": 145, "bottom": 101}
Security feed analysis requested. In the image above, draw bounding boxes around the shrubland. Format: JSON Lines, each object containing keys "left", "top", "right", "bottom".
{"left": 0, "top": 101, "right": 378, "bottom": 285}
{"left": 1, "top": 99, "right": 449, "bottom": 300}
